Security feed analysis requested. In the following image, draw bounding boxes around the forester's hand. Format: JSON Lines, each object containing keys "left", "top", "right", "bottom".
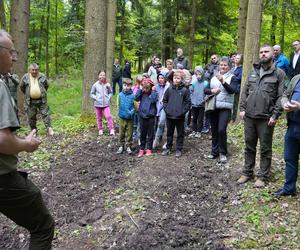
{"left": 284, "top": 100, "right": 300, "bottom": 112}
{"left": 24, "top": 129, "right": 41, "bottom": 152}
{"left": 268, "top": 117, "right": 277, "bottom": 126}
{"left": 240, "top": 111, "right": 245, "bottom": 120}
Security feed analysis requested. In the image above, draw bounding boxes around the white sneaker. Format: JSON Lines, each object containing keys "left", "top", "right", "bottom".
{"left": 98, "top": 130, "right": 104, "bottom": 136}
{"left": 153, "top": 137, "right": 159, "bottom": 149}
{"left": 162, "top": 142, "right": 167, "bottom": 150}
{"left": 126, "top": 147, "right": 133, "bottom": 154}
{"left": 189, "top": 131, "right": 196, "bottom": 137}
{"left": 117, "top": 146, "right": 124, "bottom": 154}
{"left": 219, "top": 154, "right": 227, "bottom": 163}
{"left": 110, "top": 129, "right": 115, "bottom": 136}
{"left": 48, "top": 127, "right": 54, "bottom": 136}
{"left": 194, "top": 132, "right": 201, "bottom": 138}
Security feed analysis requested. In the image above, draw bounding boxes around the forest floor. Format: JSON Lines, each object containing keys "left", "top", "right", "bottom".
{"left": 0, "top": 124, "right": 299, "bottom": 250}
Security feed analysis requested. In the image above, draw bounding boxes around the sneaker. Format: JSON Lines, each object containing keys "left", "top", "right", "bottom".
{"left": 201, "top": 127, "right": 209, "bottom": 134}
{"left": 219, "top": 154, "right": 227, "bottom": 163}
{"left": 206, "top": 154, "right": 217, "bottom": 159}
{"left": 254, "top": 178, "right": 265, "bottom": 188}
{"left": 126, "top": 147, "right": 133, "bottom": 154}
{"left": 153, "top": 137, "right": 160, "bottom": 149}
{"left": 117, "top": 146, "right": 124, "bottom": 154}
{"left": 189, "top": 131, "right": 196, "bottom": 138}
{"left": 145, "top": 149, "right": 152, "bottom": 156}
{"left": 110, "top": 129, "right": 115, "bottom": 136}
{"left": 194, "top": 132, "right": 201, "bottom": 138}
{"left": 162, "top": 142, "right": 167, "bottom": 150}
{"left": 161, "top": 149, "right": 170, "bottom": 156}
{"left": 274, "top": 188, "right": 296, "bottom": 197}
{"left": 137, "top": 150, "right": 145, "bottom": 157}
{"left": 48, "top": 127, "right": 54, "bottom": 136}
{"left": 98, "top": 130, "right": 104, "bottom": 136}
{"left": 175, "top": 150, "right": 182, "bottom": 157}
{"left": 237, "top": 175, "right": 251, "bottom": 184}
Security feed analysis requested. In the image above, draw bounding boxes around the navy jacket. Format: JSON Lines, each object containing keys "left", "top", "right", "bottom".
{"left": 135, "top": 89, "right": 158, "bottom": 118}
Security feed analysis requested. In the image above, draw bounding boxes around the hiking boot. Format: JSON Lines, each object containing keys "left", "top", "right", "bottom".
{"left": 237, "top": 175, "right": 251, "bottom": 184}
{"left": 126, "top": 147, "right": 133, "bottom": 155}
{"left": 98, "top": 130, "right": 104, "bottom": 136}
{"left": 219, "top": 154, "right": 227, "bottom": 163}
{"left": 153, "top": 137, "right": 160, "bottom": 149}
{"left": 194, "top": 132, "right": 201, "bottom": 138}
{"left": 161, "top": 149, "right": 170, "bottom": 156}
{"left": 175, "top": 150, "right": 182, "bottom": 158}
{"left": 47, "top": 127, "right": 54, "bottom": 136}
{"left": 254, "top": 178, "right": 265, "bottom": 188}
{"left": 117, "top": 146, "right": 124, "bottom": 154}
{"left": 137, "top": 150, "right": 145, "bottom": 157}
{"left": 145, "top": 149, "right": 152, "bottom": 156}
{"left": 110, "top": 129, "right": 115, "bottom": 136}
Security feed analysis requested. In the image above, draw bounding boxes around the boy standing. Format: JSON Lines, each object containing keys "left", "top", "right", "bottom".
{"left": 117, "top": 78, "right": 136, "bottom": 154}
{"left": 162, "top": 70, "right": 191, "bottom": 157}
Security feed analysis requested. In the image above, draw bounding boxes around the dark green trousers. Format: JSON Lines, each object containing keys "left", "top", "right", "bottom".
{"left": 243, "top": 116, "right": 274, "bottom": 180}
{"left": 0, "top": 170, "right": 54, "bottom": 250}
{"left": 119, "top": 118, "right": 133, "bottom": 148}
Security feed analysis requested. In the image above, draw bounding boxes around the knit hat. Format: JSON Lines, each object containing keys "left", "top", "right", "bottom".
{"left": 157, "top": 73, "right": 166, "bottom": 81}
{"left": 194, "top": 66, "right": 204, "bottom": 75}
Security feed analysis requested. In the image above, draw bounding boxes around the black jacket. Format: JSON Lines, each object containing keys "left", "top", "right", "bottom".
{"left": 289, "top": 52, "right": 300, "bottom": 79}
{"left": 163, "top": 82, "right": 191, "bottom": 119}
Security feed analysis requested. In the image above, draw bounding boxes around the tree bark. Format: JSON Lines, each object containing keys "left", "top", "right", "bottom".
{"left": 106, "top": 0, "right": 117, "bottom": 84}
{"left": 240, "top": 0, "right": 263, "bottom": 114}
{"left": 237, "top": 0, "right": 248, "bottom": 54}
{"left": 45, "top": 0, "right": 50, "bottom": 77}
{"left": 10, "top": 0, "right": 30, "bottom": 115}
{"left": 82, "top": 0, "right": 107, "bottom": 114}
{"left": 270, "top": 0, "right": 278, "bottom": 46}
{"left": 188, "top": 0, "right": 197, "bottom": 68}
{"left": 0, "top": 0, "right": 6, "bottom": 29}
{"left": 279, "top": 0, "right": 286, "bottom": 52}
{"left": 55, "top": 0, "right": 58, "bottom": 76}
{"left": 119, "top": 0, "right": 125, "bottom": 65}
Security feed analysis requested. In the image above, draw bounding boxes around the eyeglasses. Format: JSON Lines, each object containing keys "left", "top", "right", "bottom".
{"left": 0, "top": 45, "right": 18, "bottom": 57}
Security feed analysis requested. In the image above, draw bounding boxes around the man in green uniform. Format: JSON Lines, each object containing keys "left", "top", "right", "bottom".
{"left": 20, "top": 63, "right": 54, "bottom": 136}
{"left": 0, "top": 30, "right": 54, "bottom": 250}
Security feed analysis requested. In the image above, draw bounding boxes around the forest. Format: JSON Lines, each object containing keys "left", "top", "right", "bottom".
{"left": 1, "top": 0, "right": 300, "bottom": 249}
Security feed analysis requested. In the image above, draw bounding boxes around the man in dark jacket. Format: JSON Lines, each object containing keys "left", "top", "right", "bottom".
{"left": 173, "top": 48, "right": 190, "bottom": 70}
{"left": 123, "top": 59, "right": 131, "bottom": 79}
{"left": 289, "top": 40, "right": 300, "bottom": 79}
{"left": 162, "top": 70, "right": 191, "bottom": 157}
{"left": 237, "top": 44, "right": 287, "bottom": 188}
{"left": 112, "top": 58, "right": 123, "bottom": 95}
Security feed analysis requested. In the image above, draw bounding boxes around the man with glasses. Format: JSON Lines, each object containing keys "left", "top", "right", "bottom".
{"left": 0, "top": 30, "right": 54, "bottom": 249}
{"left": 289, "top": 40, "right": 300, "bottom": 79}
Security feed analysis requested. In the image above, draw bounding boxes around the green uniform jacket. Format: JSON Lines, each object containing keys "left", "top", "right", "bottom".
{"left": 240, "top": 63, "right": 287, "bottom": 120}
{"left": 20, "top": 73, "right": 48, "bottom": 109}
{"left": 281, "top": 74, "right": 300, "bottom": 107}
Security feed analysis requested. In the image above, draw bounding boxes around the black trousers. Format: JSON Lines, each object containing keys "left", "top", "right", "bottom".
{"left": 243, "top": 116, "right": 274, "bottom": 180}
{"left": 209, "top": 109, "right": 231, "bottom": 156}
{"left": 0, "top": 170, "right": 54, "bottom": 250}
{"left": 166, "top": 118, "right": 185, "bottom": 151}
{"left": 140, "top": 117, "right": 155, "bottom": 150}
{"left": 191, "top": 106, "right": 205, "bottom": 133}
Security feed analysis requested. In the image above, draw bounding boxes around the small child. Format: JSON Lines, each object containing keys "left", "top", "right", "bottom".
{"left": 90, "top": 70, "right": 114, "bottom": 136}
{"left": 189, "top": 66, "right": 207, "bottom": 138}
{"left": 117, "top": 78, "right": 136, "bottom": 154}
{"left": 162, "top": 70, "right": 191, "bottom": 157}
{"left": 135, "top": 78, "right": 158, "bottom": 157}
{"left": 132, "top": 74, "right": 143, "bottom": 143}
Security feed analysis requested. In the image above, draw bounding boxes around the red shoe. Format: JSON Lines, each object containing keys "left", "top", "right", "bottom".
{"left": 137, "top": 150, "right": 145, "bottom": 157}
{"left": 145, "top": 149, "right": 152, "bottom": 156}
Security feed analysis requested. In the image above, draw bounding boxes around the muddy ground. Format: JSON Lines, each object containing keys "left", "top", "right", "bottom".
{"left": 0, "top": 129, "right": 242, "bottom": 250}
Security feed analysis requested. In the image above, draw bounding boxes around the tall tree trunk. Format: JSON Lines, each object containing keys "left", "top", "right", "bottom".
{"left": 188, "top": 0, "right": 197, "bottom": 68}
{"left": 38, "top": 14, "right": 45, "bottom": 62}
{"left": 82, "top": 0, "right": 107, "bottom": 114}
{"left": 55, "top": 0, "right": 58, "bottom": 76}
{"left": 280, "top": 0, "right": 286, "bottom": 52}
{"left": 106, "top": 0, "right": 117, "bottom": 84}
{"left": 270, "top": 0, "right": 278, "bottom": 46}
{"left": 0, "top": 0, "right": 6, "bottom": 29}
{"left": 45, "top": 0, "right": 50, "bottom": 77}
{"left": 10, "top": 0, "right": 30, "bottom": 116}
{"left": 164, "top": 2, "right": 172, "bottom": 60}
{"left": 160, "top": 0, "right": 164, "bottom": 61}
{"left": 237, "top": 0, "right": 248, "bottom": 54}
{"left": 119, "top": 0, "right": 125, "bottom": 65}
{"left": 240, "top": 0, "right": 263, "bottom": 113}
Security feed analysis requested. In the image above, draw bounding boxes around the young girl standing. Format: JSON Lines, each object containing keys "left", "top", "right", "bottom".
{"left": 90, "top": 70, "right": 115, "bottom": 136}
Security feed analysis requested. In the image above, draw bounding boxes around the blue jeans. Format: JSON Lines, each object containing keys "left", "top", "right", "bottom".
{"left": 155, "top": 109, "right": 166, "bottom": 139}
{"left": 283, "top": 124, "right": 300, "bottom": 193}
{"left": 133, "top": 112, "right": 140, "bottom": 141}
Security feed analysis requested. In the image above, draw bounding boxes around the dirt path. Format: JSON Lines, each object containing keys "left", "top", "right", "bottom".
{"left": 0, "top": 131, "right": 241, "bottom": 250}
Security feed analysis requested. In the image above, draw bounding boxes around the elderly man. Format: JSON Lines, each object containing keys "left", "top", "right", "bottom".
{"left": 0, "top": 29, "right": 54, "bottom": 250}
{"left": 20, "top": 63, "right": 54, "bottom": 136}
{"left": 238, "top": 44, "right": 287, "bottom": 188}
{"left": 273, "top": 44, "right": 289, "bottom": 75}
{"left": 289, "top": 40, "right": 300, "bottom": 79}
{"left": 174, "top": 48, "right": 190, "bottom": 70}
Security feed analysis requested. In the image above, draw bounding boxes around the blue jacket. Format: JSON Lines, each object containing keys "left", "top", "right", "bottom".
{"left": 135, "top": 89, "right": 158, "bottom": 118}
{"left": 275, "top": 54, "right": 289, "bottom": 75}
{"left": 190, "top": 79, "right": 207, "bottom": 107}
{"left": 118, "top": 89, "right": 135, "bottom": 120}
{"left": 233, "top": 66, "right": 243, "bottom": 93}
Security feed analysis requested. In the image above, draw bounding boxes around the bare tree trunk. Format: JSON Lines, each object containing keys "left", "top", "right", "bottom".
{"left": 0, "top": 0, "right": 6, "bottom": 29}
{"left": 82, "top": 0, "right": 107, "bottom": 114}
{"left": 106, "top": 0, "right": 117, "bottom": 84}
{"left": 280, "top": 0, "right": 286, "bottom": 52}
{"left": 119, "top": 0, "right": 125, "bottom": 65}
{"left": 188, "top": 0, "right": 197, "bottom": 68}
{"left": 270, "top": 0, "right": 278, "bottom": 45}
{"left": 10, "top": 0, "right": 30, "bottom": 115}
{"left": 45, "top": 0, "right": 50, "bottom": 77}
{"left": 240, "top": 0, "right": 263, "bottom": 112}
{"left": 55, "top": 0, "right": 58, "bottom": 76}
{"left": 237, "top": 0, "right": 248, "bottom": 54}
